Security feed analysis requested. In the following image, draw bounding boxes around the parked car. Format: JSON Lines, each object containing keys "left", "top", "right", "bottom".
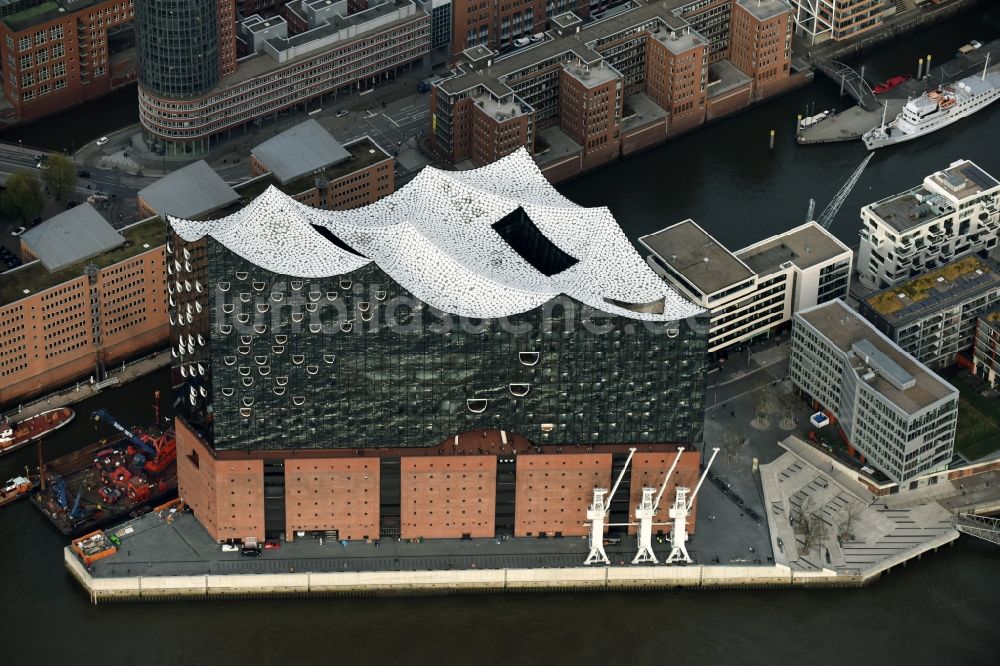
{"left": 95, "top": 136, "right": 108, "bottom": 146}
{"left": 513, "top": 37, "right": 531, "bottom": 47}
{"left": 530, "top": 33, "right": 544, "bottom": 42}
{"left": 221, "top": 544, "right": 239, "bottom": 553}
{"left": 11, "top": 226, "right": 26, "bottom": 236}
{"left": 335, "top": 109, "right": 349, "bottom": 117}
{"left": 66, "top": 201, "right": 78, "bottom": 209}
{"left": 263, "top": 540, "right": 281, "bottom": 550}
{"left": 77, "top": 170, "right": 91, "bottom": 178}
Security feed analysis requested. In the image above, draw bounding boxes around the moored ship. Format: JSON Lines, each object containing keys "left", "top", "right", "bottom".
{"left": 31, "top": 408, "right": 177, "bottom": 536}
{"left": 872, "top": 75, "right": 910, "bottom": 94}
{"left": 0, "top": 474, "right": 37, "bottom": 508}
{"left": 863, "top": 59, "right": 1000, "bottom": 150}
{"left": 0, "top": 408, "right": 75, "bottom": 457}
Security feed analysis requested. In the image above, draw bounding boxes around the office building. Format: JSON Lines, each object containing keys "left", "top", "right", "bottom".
{"left": 0, "top": 209, "right": 167, "bottom": 406}
{"left": 167, "top": 148, "right": 709, "bottom": 542}
{"left": 431, "top": 1, "right": 796, "bottom": 180}
{"left": 641, "top": 220, "right": 851, "bottom": 353}
{"left": 857, "top": 159, "right": 1000, "bottom": 290}
{"left": 248, "top": 120, "right": 395, "bottom": 210}
{"left": 859, "top": 255, "right": 1000, "bottom": 370}
{"left": 972, "top": 307, "right": 1000, "bottom": 388}
{"left": 137, "top": 0, "right": 430, "bottom": 157}
{"left": 790, "top": 300, "right": 958, "bottom": 484}
{"left": 0, "top": 0, "right": 137, "bottom": 121}
{"left": 787, "top": 0, "right": 892, "bottom": 45}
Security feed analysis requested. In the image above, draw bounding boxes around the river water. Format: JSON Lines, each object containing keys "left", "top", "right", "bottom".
{"left": 3, "top": 8, "right": 1000, "bottom": 664}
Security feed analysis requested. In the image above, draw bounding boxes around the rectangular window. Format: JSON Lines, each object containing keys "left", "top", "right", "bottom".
{"left": 50, "top": 25, "right": 64, "bottom": 40}
{"left": 21, "top": 74, "right": 33, "bottom": 87}
{"left": 18, "top": 37, "right": 30, "bottom": 51}
{"left": 36, "top": 49, "right": 48, "bottom": 64}
{"left": 54, "top": 78, "right": 66, "bottom": 90}
{"left": 19, "top": 54, "right": 32, "bottom": 69}
{"left": 53, "top": 62, "right": 65, "bottom": 77}
{"left": 37, "top": 67, "right": 49, "bottom": 82}
{"left": 34, "top": 30, "right": 46, "bottom": 45}
{"left": 52, "top": 43, "right": 64, "bottom": 58}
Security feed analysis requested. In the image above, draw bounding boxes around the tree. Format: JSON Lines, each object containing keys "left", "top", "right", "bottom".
{"left": 838, "top": 501, "right": 865, "bottom": 541}
{"left": 41, "top": 153, "right": 76, "bottom": 200}
{"left": 752, "top": 386, "right": 773, "bottom": 430}
{"left": 0, "top": 170, "right": 44, "bottom": 223}
{"left": 779, "top": 391, "right": 799, "bottom": 430}
{"left": 724, "top": 431, "right": 745, "bottom": 465}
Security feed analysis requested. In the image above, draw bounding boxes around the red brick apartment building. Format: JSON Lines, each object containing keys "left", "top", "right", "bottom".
{"left": 431, "top": 0, "right": 798, "bottom": 181}
{"left": 0, "top": 0, "right": 137, "bottom": 121}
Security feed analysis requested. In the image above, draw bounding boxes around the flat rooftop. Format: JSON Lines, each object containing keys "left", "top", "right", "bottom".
{"left": 736, "top": 0, "right": 790, "bottom": 22}
{"left": 868, "top": 186, "right": 954, "bottom": 234}
{"left": 864, "top": 255, "right": 1000, "bottom": 324}
{"left": 252, "top": 119, "right": 351, "bottom": 185}
{"left": 437, "top": 1, "right": 690, "bottom": 97}
{"left": 736, "top": 222, "right": 850, "bottom": 275}
{"left": 563, "top": 61, "right": 619, "bottom": 87}
{"left": 2, "top": 0, "right": 98, "bottom": 32}
{"left": 0, "top": 217, "right": 165, "bottom": 307}
{"left": 639, "top": 220, "right": 754, "bottom": 296}
{"left": 217, "top": 0, "right": 423, "bottom": 87}
{"left": 472, "top": 94, "right": 527, "bottom": 122}
{"left": 929, "top": 160, "right": 999, "bottom": 200}
{"left": 648, "top": 25, "right": 706, "bottom": 55}
{"left": 797, "top": 300, "right": 957, "bottom": 414}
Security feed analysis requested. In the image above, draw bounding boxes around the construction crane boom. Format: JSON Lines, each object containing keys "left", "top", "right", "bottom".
{"left": 815, "top": 153, "right": 873, "bottom": 229}
{"left": 654, "top": 447, "right": 685, "bottom": 510}
{"left": 686, "top": 447, "right": 720, "bottom": 510}
{"left": 91, "top": 409, "right": 156, "bottom": 459}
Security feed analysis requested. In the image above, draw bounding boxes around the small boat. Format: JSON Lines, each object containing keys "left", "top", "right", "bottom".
{"left": 957, "top": 40, "right": 983, "bottom": 57}
{"left": 0, "top": 475, "right": 37, "bottom": 508}
{"left": 873, "top": 75, "right": 911, "bottom": 94}
{"left": 799, "top": 109, "right": 833, "bottom": 128}
{"left": 0, "top": 407, "right": 75, "bottom": 457}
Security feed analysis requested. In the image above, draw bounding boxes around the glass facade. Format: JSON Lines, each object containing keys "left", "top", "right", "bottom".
{"left": 135, "top": 0, "right": 220, "bottom": 98}
{"left": 172, "top": 236, "right": 709, "bottom": 452}
{"left": 430, "top": 3, "right": 451, "bottom": 51}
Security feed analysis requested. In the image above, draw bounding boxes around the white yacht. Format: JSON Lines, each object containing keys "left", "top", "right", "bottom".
{"left": 863, "top": 57, "right": 1000, "bottom": 150}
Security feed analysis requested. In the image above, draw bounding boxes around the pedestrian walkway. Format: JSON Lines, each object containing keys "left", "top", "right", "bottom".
{"left": 4, "top": 350, "right": 169, "bottom": 421}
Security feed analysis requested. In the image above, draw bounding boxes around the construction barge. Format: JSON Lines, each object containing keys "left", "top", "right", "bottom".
{"left": 31, "top": 409, "right": 177, "bottom": 537}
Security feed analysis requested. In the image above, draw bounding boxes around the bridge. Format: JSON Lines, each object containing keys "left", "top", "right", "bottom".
{"left": 815, "top": 60, "right": 879, "bottom": 112}
{"left": 954, "top": 513, "right": 1000, "bottom": 546}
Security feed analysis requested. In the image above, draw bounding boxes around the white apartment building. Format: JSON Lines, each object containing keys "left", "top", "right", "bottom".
{"left": 791, "top": 300, "right": 958, "bottom": 484}
{"left": 788, "top": 0, "right": 892, "bottom": 45}
{"left": 640, "top": 220, "right": 852, "bottom": 354}
{"left": 857, "top": 159, "right": 1000, "bottom": 290}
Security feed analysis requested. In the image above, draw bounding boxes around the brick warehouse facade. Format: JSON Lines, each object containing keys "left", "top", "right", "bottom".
{"left": 0, "top": 0, "right": 137, "bottom": 122}
{"left": 167, "top": 151, "right": 710, "bottom": 543}
{"left": 431, "top": 0, "right": 798, "bottom": 179}
{"left": 0, "top": 217, "right": 168, "bottom": 407}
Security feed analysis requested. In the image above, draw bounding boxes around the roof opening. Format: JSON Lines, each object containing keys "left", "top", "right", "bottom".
{"left": 311, "top": 224, "right": 365, "bottom": 257}
{"left": 603, "top": 297, "right": 665, "bottom": 314}
{"left": 492, "top": 206, "right": 578, "bottom": 277}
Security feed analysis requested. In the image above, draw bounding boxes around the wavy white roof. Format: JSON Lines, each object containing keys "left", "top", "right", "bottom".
{"left": 169, "top": 148, "right": 703, "bottom": 321}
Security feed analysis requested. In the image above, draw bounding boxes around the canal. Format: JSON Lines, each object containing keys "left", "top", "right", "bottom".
{"left": 2, "top": 7, "right": 1000, "bottom": 663}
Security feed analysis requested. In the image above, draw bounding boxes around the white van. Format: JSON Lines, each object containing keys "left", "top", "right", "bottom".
{"left": 513, "top": 37, "right": 530, "bottom": 47}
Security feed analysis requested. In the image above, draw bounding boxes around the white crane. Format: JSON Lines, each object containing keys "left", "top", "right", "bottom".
{"left": 665, "top": 447, "right": 720, "bottom": 565}
{"left": 584, "top": 447, "right": 636, "bottom": 565}
{"left": 803, "top": 153, "right": 874, "bottom": 228}
{"left": 632, "top": 447, "right": 685, "bottom": 564}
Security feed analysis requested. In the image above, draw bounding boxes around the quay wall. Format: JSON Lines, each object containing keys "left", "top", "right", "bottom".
{"left": 68, "top": 548, "right": 911, "bottom": 604}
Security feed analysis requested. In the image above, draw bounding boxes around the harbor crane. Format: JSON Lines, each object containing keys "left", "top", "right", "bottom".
{"left": 805, "top": 152, "right": 874, "bottom": 229}
{"left": 665, "top": 447, "right": 720, "bottom": 565}
{"left": 91, "top": 409, "right": 157, "bottom": 459}
{"left": 632, "top": 447, "right": 686, "bottom": 564}
{"left": 584, "top": 447, "right": 637, "bottom": 565}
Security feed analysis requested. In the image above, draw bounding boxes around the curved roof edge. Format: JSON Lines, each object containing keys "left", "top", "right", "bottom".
{"left": 169, "top": 149, "right": 705, "bottom": 322}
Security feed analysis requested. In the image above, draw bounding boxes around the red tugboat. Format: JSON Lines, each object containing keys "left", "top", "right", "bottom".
{"left": 0, "top": 408, "right": 75, "bottom": 456}
{"left": 873, "top": 75, "right": 911, "bottom": 94}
